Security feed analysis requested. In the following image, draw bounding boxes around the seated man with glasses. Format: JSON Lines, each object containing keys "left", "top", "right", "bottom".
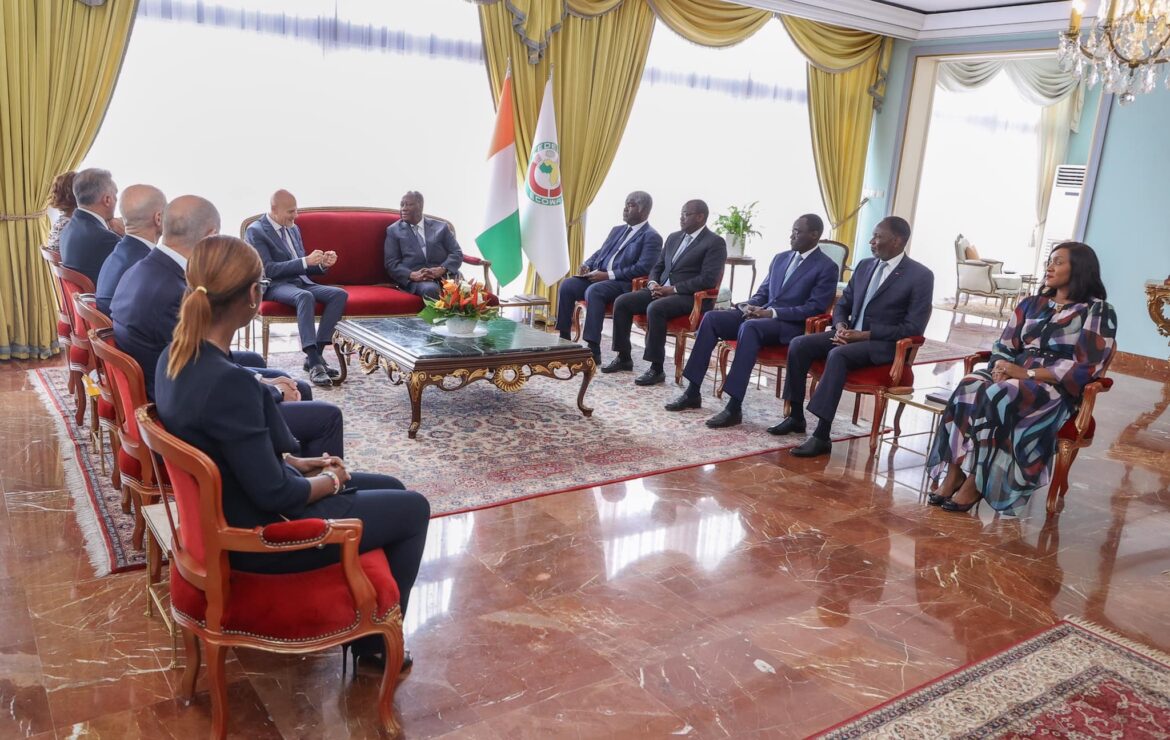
{"left": 112, "top": 195, "right": 345, "bottom": 458}
{"left": 244, "top": 189, "right": 348, "bottom": 387}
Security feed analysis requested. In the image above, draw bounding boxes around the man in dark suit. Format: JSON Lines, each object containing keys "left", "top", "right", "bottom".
{"left": 554, "top": 191, "right": 662, "bottom": 363}
{"left": 771, "top": 216, "right": 934, "bottom": 457}
{"left": 383, "top": 190, "right": 463, "bottom": 299}
{"left": 112, "top": 195, "right": 344, "bottom": 458}
{"left": 243, "top": 189, "right": 347, "bottom": 387}
{"left": 607, "top": 199, "right": 727, "bottom": 386}
{"left": 666, "top": 214, "right": 839, "bottom": 427}
{"left": 95, "top": 184, "right": 166, "bottom": 315}
{"left": 59, "top": 168, "right": 124, "bottom": 286}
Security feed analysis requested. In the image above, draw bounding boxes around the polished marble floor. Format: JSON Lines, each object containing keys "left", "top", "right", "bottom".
{"left": 2, "top": 312, "right": 1169, "bottom": 738}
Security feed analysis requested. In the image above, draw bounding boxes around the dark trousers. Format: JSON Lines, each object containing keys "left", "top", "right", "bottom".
{"left": 683, "top": 310, "right": 788, "bottom": 401}
{"left": 233, "top": 351, "right": 315, "bottom": 401}
{"left": 280, "top": 401, "right": 345, "bottom": 458}
{"left": 231, "top": 473, "right": 430, "bottom": 613}
{"left": 782, "top": 332, "right": 895, "bottom": 422}
{"left": 554, "top": 276, "right": 630, "bottom": 344}
{"left": 611, "top": 289, "right": 694, "bottom": 364}
{"left": 266, "top": 281, "right": 348, "bottom": 353}
{"left": 403, "top": 280, "right": 441, "bottom": 300}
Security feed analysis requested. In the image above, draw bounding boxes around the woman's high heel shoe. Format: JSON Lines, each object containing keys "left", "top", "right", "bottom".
{"left": 940, "top": 496, "right": 981, "bottom": 513}
{"left": 927, "top": 492, "right": 949, "bottom": 506}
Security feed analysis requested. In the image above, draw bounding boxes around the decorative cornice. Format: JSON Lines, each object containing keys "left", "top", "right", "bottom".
{"left": 741, "top": 1, "right": 1079, "bottom": 42}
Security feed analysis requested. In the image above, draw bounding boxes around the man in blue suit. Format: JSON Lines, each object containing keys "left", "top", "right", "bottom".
{"left": 383, "top": 190, "right": 464, "bottom": 300}
{"left": 772, "top": 216, "right": 934, "bottom": 457}
{"left": 95, "top": 184, "right": 166, "bottom": 315}
{"left": 112, "top": 195, "right": 344, "bottom": 458}
{"left": 666, "top": 214, "right": 839, "bottom": 428}
{"left": 554, "top": 191, "right": 662, "bottom": 363}
{"left": 244, "top": 189, "right": 348, "bottom": 387}
{"left": 59, "top": 168, "right": 124, "bottom": 286}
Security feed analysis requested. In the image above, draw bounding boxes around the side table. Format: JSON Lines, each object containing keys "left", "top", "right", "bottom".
{"left": 876, "top": 385, "right": 951, "bottom": 490}
{"left": 143, "top": 501, "right": 179, "bottom": 668}
{"left": 498, "top": 294, "right": 552, "bottom": 327}
{"left": 725, "top": 255, "right": 757, "bottom": 298}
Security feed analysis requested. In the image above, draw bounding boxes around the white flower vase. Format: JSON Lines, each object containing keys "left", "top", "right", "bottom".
{"left": 725, "top": 234, "right": 745, "bottom": 258}
{"left": 446, "top": 316, "right": 479, "bottom": 336}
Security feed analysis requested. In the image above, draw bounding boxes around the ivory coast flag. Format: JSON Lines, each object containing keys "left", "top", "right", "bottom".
{"left": 475, "top": 69, "right": 523, "bottom": 288}
{"left": 519, "top": 77, "right": 570, "bottom": 285}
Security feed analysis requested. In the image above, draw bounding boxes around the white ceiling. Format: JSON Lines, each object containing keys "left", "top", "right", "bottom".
{"left": 745, "top": 0, "right": 1081, "bottom": 40}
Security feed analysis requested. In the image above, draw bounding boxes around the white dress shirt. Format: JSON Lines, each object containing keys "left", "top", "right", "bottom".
{"left": 606, "top": 220, "right": 647, "bottom": 279}
{"left": 266, "top": 213, "right": 307, "bottom": 269}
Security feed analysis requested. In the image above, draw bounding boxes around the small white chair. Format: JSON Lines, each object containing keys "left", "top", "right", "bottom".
{"left": 954, "top": 234, "right": 1022, "bottom": 314}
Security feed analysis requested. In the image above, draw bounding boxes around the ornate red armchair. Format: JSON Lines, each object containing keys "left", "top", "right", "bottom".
{"left": 569, "top": 276, "right": 650, "bottom": 342}
{"left": 48, "top": 261, "right": 95, "bottom": 426}
{"left": 631, "top": 274, "right": 722, "bottom": 384}
{"left": 40, "top": 246, "right": 73, "bottom": 355}
{"left": 714, "top": 313, "right": 830, "bottom": 399}
{"left": 963, "top": 349, "right": 1115, "bottom": 514}
{"left": 135, "top": 404, "right": 406, "bottom": 739}
{"left": 89, "top": 327, "right": 167, "bottom": 550}
{"left": 73, "top": 295, "right": 121, "bottom": 486}
{"left": 804, "top": 317, "right": 925, "bottom": 451}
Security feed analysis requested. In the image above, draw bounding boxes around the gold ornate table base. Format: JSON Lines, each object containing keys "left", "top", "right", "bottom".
{"left": 1146, "top": 278, "right": 1170, "bottom": 351}
{"left": 333, "top": 325, "right": 595, "bottom": 439}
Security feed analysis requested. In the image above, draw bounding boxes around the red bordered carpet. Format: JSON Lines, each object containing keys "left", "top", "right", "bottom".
{"left": 31, "top": 353, "right": 875, "bottom": 575}
{"left": 813, "top": 617, "right": 1170, "bottom": 739}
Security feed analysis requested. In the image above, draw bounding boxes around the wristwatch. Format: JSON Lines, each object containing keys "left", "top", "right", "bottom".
{"left": 1026, "top": 369, "right": 1037, "bottom": 380}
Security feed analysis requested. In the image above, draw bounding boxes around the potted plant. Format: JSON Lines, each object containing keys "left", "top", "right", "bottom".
{"left": 714, "top": 202, "right": 761, "bottom": 258}
{"left": 418, "top": 279, "right": 499, "bottom": 336}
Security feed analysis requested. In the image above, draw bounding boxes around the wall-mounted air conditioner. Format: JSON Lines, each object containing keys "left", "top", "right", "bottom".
{"left": 1036, "top": 164, "right": 1087, "bottom": 275}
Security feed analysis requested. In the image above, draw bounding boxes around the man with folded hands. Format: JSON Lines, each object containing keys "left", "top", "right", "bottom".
{"left": 665, "top": 214, "right": 838, "bottom": 428}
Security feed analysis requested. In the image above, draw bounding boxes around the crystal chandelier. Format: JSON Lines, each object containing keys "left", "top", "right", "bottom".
{"left": 1057, "top": 0, "right": 1170, "bottom": 105}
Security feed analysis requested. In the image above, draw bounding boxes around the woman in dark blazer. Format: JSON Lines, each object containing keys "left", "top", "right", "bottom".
{"left": 155, "top": 235, "right": 429, "bottom": 671}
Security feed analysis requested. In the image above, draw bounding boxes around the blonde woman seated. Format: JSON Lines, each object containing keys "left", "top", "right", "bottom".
{"left": 155, "top": 235, "right": 429, "bottom": 672}
{"left": 927, "top": 241, "right": 1117, "bottom": 513}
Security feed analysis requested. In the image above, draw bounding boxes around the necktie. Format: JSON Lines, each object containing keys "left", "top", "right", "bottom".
{"left": 601, "top": 226, "right": 631, "bottom": 271}
{"left": 414, "top": 224, "right": 427, "bottom": 254}
{"left": 854, "top": 260, "right": 888, "bottom": 331}
{"left": 279, "top": 227, "right": 297, "bottom": 259}
{"left": 778, "top": 253, "right": 803, "bottom": 291}
{"left": 664, "top": 234, "right": 693, "bottom": 286}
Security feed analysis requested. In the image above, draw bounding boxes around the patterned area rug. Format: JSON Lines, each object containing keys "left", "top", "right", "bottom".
{"left": 814, "top": 618, "right": 1170, "bottom": 739}
{"left": 30, "top": 354, "right": 871, "bottom": 575}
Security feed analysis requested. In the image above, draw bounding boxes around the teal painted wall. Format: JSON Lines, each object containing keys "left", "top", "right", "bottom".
{"left": 1083, "top": 96, "right": 1170, "bottom": 359}
{"left": 1066, "top": 87, "right": 1102, "bottom": 166}
{"left": 856, "top": 39, "right": 912, "bottom": 261}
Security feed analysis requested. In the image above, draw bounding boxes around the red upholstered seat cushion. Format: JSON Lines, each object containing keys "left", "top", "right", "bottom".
{"left": 810, "top": 360, "right": 914, "bottom": 389}
{"left": 170, "top": 549, "right": 401, "bottom": 641}
{"left": 258, "top": 285, "right": 424, "bottom": 318}
{"left": 1059, "top": 417, "right": 1094, "bottom": 442}
{"left": 68, "top": 344, "right": 89, "bottom": 370}
{"left": 117, "top": 447, "right": 170, "bottom": 486}
{"left": 295, "top": 211, "right": 400, "bottom": 287}
{"left": 98, "top": 397, "right": 115, "bottom": 421}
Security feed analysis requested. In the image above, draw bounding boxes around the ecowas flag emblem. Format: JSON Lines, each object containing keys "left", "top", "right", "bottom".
{"left": 525, "top": 142, "right": 563, "bottom": 205}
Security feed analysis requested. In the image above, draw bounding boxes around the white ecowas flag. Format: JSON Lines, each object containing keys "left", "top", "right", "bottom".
{"left": 519, "top": 76, "right": 570, "bottom": 284}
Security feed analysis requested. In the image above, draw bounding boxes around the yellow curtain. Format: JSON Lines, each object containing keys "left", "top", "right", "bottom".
{"left": 781, "top": 18, "right": 890, "bottom": 251}
{"left": 645, "top": 0, "right": 770, "bottom": 46}
{"left": 480, "top": 1, "right": 656, "bottom": 311}
{"left": 0, "top": 0, "right": 138, "bottom": 360}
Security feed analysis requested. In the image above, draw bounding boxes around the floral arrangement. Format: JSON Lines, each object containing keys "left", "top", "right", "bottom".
{"left": 418, "top": 279, "right": 498, "bottom": 323}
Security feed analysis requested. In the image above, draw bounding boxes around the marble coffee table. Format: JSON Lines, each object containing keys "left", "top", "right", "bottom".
{"left": 332, "top": 317, "right": 595, "bottom": 439}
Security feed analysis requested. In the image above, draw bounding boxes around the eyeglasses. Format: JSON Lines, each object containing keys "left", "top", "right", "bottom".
{"left": 257, "top": 278, "right": 271, "bottom": 291}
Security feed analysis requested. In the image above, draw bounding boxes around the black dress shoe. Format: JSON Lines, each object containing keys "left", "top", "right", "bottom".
{"left": 308, "top": 365, "right": 334, "bottom": 387}
{"left": 705, "top": 407, "right": 742, "bottom": 428}
{"left": 342, "top": 645, "right": 413, "bottom": 678}
{"left": 665, "top": 392, "right": 702, "bottom": 411}
{"left": 790, "top": 436, "right": 832, "bottom": 457}
{"left": 601, "top": 357, "right": 633, "bottom": 373}
{"left": 303, "top": 360, "right": 341, "bottom": 379}
{"left": 766, "top": 416, "right": 806, "bottom": 436}
{"left": 634, "top": 368, "right": 665, "bottom": 386}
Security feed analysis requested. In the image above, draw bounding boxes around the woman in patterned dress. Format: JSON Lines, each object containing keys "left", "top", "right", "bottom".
{"left": 927, "top": 241, "right": 1117, "bottom": 513}
{"left": 45, "top": 171, "right": 77, "bottom": 251}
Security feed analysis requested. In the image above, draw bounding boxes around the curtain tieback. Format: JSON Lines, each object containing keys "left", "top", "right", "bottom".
{"left": 0, "top": 209, "right": 48, "bottom": 222}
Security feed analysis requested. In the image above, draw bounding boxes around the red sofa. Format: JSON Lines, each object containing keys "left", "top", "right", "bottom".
{"left": 240, "top": 207, "right": 491, "bottom": 358}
